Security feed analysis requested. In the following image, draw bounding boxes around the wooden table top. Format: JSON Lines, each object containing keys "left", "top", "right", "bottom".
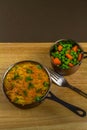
{"left": 0, "top": 42, "right": 87, "bottom": 130}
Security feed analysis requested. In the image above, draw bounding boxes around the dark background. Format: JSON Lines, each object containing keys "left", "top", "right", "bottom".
{"left": 0, "top": 0, "right": 87, "bottom": 42}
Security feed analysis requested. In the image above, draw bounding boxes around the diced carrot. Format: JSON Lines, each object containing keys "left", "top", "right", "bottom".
{"left": 72, "top": 45, "right": 78, "bottom": 52}
{"left": 68, "top": 63, "right": 74, "bottom": 67}
{"left": 78, "top": 53, "right": 82, "bottom": 61}
{"left": 52, "top": 58, "right": 61, "bottom": 65}
{"left": 58, "top": 45, "right": 63, "bottom": 51}
{"left": 66, "top": 53, "right": 73, "bottom": 60}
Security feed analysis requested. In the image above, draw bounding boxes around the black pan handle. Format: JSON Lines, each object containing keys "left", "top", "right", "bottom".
{"left": 47, "top": 91, "right": 86, "bottom": 117}
{"left": 83, "top": 52, "right": 87, "bottom": 58}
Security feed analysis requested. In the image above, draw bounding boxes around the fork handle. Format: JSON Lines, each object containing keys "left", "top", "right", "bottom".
{"left": 67, "top": 84, "right": 87, "bottom": 98}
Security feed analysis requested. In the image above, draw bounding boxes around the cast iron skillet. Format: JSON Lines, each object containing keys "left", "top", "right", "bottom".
{"left": 2, "top": 60, "right": 86, "bottom": 117}
{"left": 2, "top": 60, "right": 52, "bottom": 109}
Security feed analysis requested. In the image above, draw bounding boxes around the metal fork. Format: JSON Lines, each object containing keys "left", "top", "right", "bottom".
{"left": 49, "top": 68, "right": 87, "bottom": 98}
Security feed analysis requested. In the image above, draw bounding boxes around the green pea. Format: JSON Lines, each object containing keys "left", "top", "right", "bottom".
{"left": 60, "top": 51, "right": 64, "bottom": 55}
{"left": 37, "top": 65, "right": 42, "bottom": 69}
{"left": 62, "top": 59, "right": 65, "bottom": 63}
{"left": 65, "top": 65, "right": 69, "bottom": 69}
{"left": 65, "top": 59, "right": 70, "bottom": 65}
{"left": 43, "top": 81, "right": 49, "bottom": 87}
{"left": 62, "top": 55, "right": 65, "bottom": 59}
{"left": 35, "top": 96, "right": 41, "bottom": 102}
{"left": 51, "top": 52, "right": 59, "bottom": 58}
{"left": 25, "top": 76, "right": 33, "bottom": 82}
{"left": 26, "top": 69, "right": 33, "bottom": 74}
{"left": 62, "top": 48, "right": 66, "bottom": 52}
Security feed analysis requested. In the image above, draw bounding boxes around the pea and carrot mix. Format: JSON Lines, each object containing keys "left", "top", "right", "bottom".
{"left": 3, "top": 61, "right": 50, "bottom": 106}
{"left": 50, "top": 40, "right": 83, "bottom": 69}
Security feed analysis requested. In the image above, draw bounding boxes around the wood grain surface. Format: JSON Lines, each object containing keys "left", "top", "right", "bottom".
{"left": 0, "top": 43, "right": 87, "bottom": 130}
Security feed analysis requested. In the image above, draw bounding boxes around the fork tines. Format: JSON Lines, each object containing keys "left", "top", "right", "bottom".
{"left": 48, "top": 68, "right": 62, "bottom": 78}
